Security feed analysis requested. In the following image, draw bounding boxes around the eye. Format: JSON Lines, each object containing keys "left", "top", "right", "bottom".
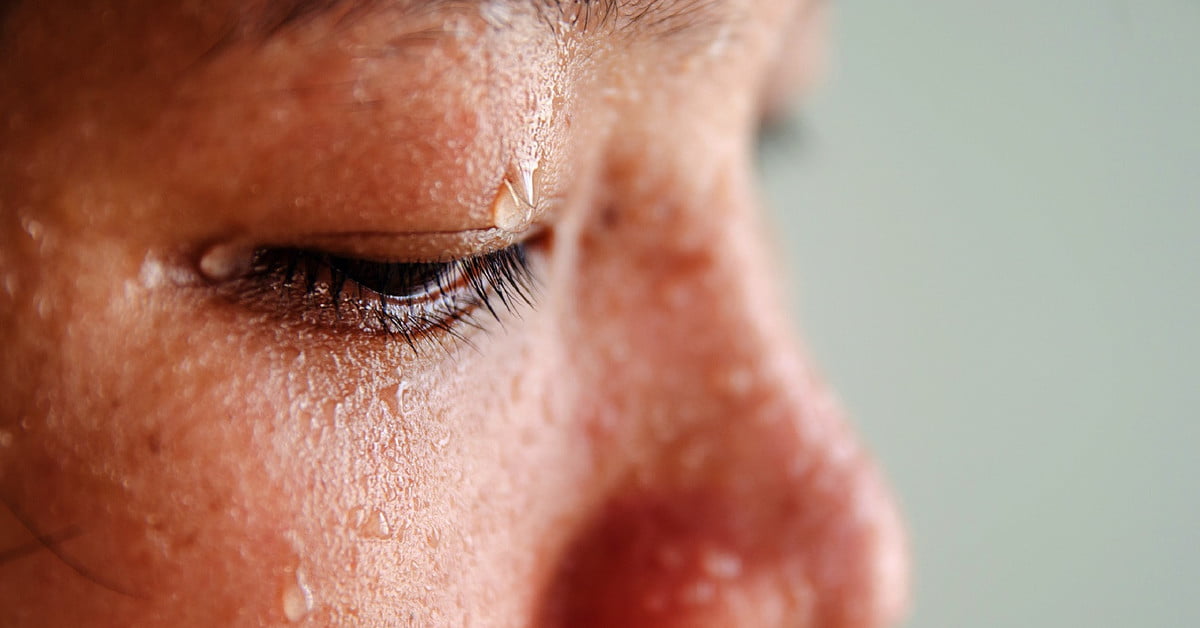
{"left": 755, "top": 110, "right": 805, "bottom": 159}
{"left": 226, "top": 241, "right": 537, "bottom": 350}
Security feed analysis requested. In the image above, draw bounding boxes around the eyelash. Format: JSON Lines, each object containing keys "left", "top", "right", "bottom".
{"left": 235, "top": 243, "right": 537, "bottom": 350}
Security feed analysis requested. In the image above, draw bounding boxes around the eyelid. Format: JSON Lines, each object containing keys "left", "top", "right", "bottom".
{"left": 290, "top": 227, "right": 528, "bottom": 261}
{"left": 196, "top": 224, "right": 541, "bottom": 283}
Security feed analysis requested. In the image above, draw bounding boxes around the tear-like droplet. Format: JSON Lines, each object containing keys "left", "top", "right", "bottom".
{"left": 377, "top": 381, "right": 408, "bottom": 418}
{"left": 2, "top": 272, "right": 18, "bottom": 298}
{"left": 361, "top": 509, "right": 392, "bottom": 539}
{"left": 508, "top": 164, "right": 537, "bottom": 209}
{"left": 198, "top": 243, "right": 253, "bottom": 282}
{"left": 701, "top": 547, "right": 743, "bottom": 580}
{"left": 490, "top": 180, "right": 532, "bottom": 233}
{"left": 19, "top": 215, "right": 44, "bottom": 241}
{"left": 347, "top": 506, "right": 367, "bottom": 528}
{"left": 281, "top": 570, "right": 314, "bottom": 622}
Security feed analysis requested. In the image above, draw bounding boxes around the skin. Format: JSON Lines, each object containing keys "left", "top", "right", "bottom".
{"left": 0, "top": 0, "right": 907, "bottom": 625}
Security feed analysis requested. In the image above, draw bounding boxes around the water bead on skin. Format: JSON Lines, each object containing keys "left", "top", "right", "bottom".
{"left": 491, "top": 162, "right": 540, "bottom": 234}
{"left": 198, "top": 243, "right": 256, "bottom": 282}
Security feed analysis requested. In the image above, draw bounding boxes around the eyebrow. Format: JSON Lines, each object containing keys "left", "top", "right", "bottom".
{"left": 247, "top": 0, "right": 383, "bottom": 37}
{"left": 241, "top": 0, "right": 715, "bottom": 41}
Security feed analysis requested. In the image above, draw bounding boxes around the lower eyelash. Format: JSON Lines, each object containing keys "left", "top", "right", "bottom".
{"left": 236, "top": 243, "right": 536, "bottom": 351}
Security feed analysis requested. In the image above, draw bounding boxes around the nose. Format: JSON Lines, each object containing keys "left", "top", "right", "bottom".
{"left": 538, "top": 142, "right": 908, "bottom": 627}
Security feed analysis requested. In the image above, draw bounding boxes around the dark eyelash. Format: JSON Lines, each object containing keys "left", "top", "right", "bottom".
{"left": 241, "top": 243, "right": 536, "bottom": 352}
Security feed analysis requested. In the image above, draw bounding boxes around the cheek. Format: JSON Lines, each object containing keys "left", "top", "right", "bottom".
{"left": 0, "top": 265, "right": 417, "bottom": 623}
{"left": 0, "top": 243, "right": 603, "bottom": 626}
{"left": 0, "top": 333, "right": 301, "bottom": 624}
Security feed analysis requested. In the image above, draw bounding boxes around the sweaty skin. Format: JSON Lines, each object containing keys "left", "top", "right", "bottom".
{"left": 0, "top": 0, "right": 907, "bottom": 626}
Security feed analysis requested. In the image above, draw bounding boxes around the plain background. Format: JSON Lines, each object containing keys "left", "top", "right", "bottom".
{"left": 759, "top": 2, "right": 1199, "bottom": 627}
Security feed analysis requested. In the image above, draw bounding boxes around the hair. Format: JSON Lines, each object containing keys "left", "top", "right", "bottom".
{"left": 0, "top": 0, "right": 15, "bottom": 26}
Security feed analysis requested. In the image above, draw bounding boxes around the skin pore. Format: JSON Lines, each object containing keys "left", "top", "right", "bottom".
{"left": 0, "top": 0, "right": 907, "bottom": 626}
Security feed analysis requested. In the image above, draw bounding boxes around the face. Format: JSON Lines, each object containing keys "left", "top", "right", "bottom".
{"left": 0, "top": 0, "right": 906, "bottom": 625}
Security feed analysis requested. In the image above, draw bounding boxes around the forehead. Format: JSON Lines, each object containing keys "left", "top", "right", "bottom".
{"left": 1, "top": 0, "right": 742, "bottom": 42}
{"left": 12, "top": 3, "right": 718, "bottom": 92}
{"left": 0, "top": 0, "right": 770, "bottom": 114}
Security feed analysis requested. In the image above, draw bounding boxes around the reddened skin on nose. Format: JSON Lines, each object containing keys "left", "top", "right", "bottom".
{"left": 538, "top": 401, "right": 909, "bottom": 628}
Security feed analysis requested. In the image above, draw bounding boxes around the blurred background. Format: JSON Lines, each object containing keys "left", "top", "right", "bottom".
{"left": 759, "top": 2, "right": 1199, "bottom": 627}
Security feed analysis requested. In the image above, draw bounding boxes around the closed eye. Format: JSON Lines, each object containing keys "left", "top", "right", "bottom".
{"left": 227, "top": 241, "right": 537, "bottom": 352}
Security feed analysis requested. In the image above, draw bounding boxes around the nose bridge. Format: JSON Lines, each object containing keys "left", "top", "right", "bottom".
{"left": 564, "top": 143, "right": 845, "bottom": 455}
{"left": 579, "top": 152, "right": 807, "bottom": 432}
{"left": 544, "top": 153, "right": 907, "bottom": 626}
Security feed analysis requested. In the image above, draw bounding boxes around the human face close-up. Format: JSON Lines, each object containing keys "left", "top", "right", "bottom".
{"left": 0, "top": 0, "right": 906, "bottom": 625}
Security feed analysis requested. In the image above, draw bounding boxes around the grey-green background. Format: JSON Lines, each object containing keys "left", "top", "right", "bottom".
{"left": 759, "top": 2, "right": 1199, "bottom": 627}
